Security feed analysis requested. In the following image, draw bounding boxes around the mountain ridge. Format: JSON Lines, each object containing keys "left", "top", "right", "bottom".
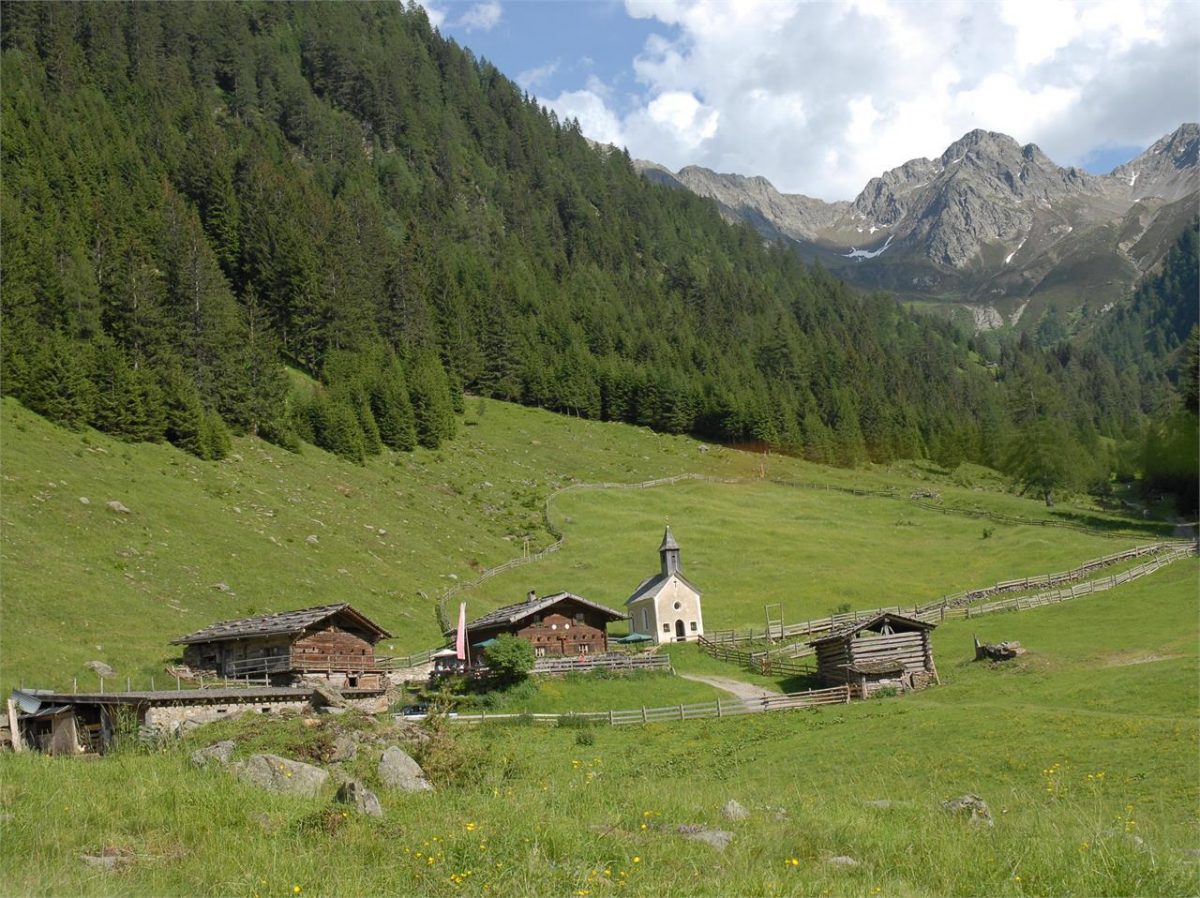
{"left": 635, "top": 124, "right": 1199, "bottom": 332}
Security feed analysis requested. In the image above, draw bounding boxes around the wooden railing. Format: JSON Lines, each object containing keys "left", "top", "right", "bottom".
{"left": 532, "top": 653, "right": 671, "bottom": 675}
{"left": 449, "top": 684, "right": 852, "bottom": 727}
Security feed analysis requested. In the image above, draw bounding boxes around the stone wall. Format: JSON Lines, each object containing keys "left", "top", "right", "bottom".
{"left": 144, "top": 699, "right": 310, "bottom": 734}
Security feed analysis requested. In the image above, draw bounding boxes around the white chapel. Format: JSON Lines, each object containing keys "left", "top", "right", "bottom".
{"left": 625, "top": 526, "right": 704, "bottom": 643}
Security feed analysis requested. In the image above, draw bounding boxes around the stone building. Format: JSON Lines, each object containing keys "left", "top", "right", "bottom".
{"left": 625, "top": 526, "right": 704, "bottom": 643}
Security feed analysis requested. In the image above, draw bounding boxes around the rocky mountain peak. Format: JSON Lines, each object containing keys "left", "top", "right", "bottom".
{"left": 1112, "top": 123, "right": 1199, "bottom": 201}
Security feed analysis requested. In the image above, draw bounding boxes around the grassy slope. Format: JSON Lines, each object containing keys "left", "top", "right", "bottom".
{"left": 0, "top": 394, "right": 1167, "bottom": 695}
{"left": 1, "top": 560, "right": 1194, "bottom": 897}
{"left": 466, "top": 480, "right": 1147, "bottom": 631}
{"left": 0, "top": 397, "right": 755, "bottom": 692}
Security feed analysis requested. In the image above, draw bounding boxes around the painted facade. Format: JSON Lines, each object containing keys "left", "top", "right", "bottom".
{"left": 625, "top": 526, "right": 704, "bottom": 643}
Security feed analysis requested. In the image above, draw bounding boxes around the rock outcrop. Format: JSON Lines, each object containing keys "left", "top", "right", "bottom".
{"left": 232, "top": 754, "right": 329, "bottom": 798}
{"left": 378, "top": 746, "right": 433, "bottom": 792}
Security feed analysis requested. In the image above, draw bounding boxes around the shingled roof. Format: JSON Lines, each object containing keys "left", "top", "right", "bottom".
{"left": 624, "top": 571, "right": 702, "bottom": 606}
{"left": 171, "top": 603, "right": 391, "bottom": 645}
{"left": 447, "top": 592, "right": 627, "bottom": 636}
{"left": 808, "top": 612, "right": 934, "bottom": 647}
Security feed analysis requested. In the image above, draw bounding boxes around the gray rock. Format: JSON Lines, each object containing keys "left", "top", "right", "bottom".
{"left": 191, "top": 740, "right": 235, "bottom": 767}
{"left": 84, "top": 660, "right": 116, "bottom": 679}
{"left": 211, "top": 582, "right": 232, "bottom": 593}
{"left": 677, "top": 826, "right": 734, "bottom": 852}
{"left": 378, "top": 746, "right": 433, "bottom": 792}
{"left": 862, "top": 799, "right": 894, "bottom": 809}
{"left": 327, "top": 734, "right": 357, "bottom": 763}
{"left": 306, "top": 534, "right": 319, "bottom": 544}
{"left": 942, "top": 793, "right": 994, "bottom": 827}
{"left": 310, "top": 683, "right": 347, "bottom": 709}
{"left": 720, "top": 799, "right": 750, "bottom": 822}
{"left": 79, "top": 497, "right": 90, "bottom": 505}
{"left": 105, "top": 500, "right": 131, "bottom": 514}
{"left": 826, "top": 855, "right": 858, "bottom": 867}
{"left": 335, "top": 780, "right": 383, "bottom": 818}
{"left": 232, "top": 754, "right": 329, "bottom": 798}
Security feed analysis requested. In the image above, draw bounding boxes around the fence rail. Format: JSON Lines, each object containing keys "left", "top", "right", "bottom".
{"left": 532, "top": 653, "right": 671, "bottom": 675}
{"left": 425, "top": 468, "right": 1186, "bottom": 664}
{"left": 449, "top": 684, "right": 852, "bottom": 727}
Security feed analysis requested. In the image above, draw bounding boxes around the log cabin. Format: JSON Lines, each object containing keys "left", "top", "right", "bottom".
{"left": 171, "top": 604, "right": 391, "bottom": 688}
{"left": 451, "top": 591, "right": 628, "bottom": 659}
{"left": 808, "top": 612, "right": 938, "bottom": 697}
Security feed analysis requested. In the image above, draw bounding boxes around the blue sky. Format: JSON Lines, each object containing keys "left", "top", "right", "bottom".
{"left": 428, "top": 1, "right": 1199, "bottom": 200}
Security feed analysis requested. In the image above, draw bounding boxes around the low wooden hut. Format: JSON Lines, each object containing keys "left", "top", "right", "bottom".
{"left": 808, "top": 612, "right": 938, "bottom": 697}
{"left": 171, "top": 604, "right": 391, "bottom": 688}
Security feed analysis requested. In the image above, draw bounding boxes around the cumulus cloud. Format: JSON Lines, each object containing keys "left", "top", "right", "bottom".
{"left": 457, "top": 1, "right": 502, "bottom": 32}
{"left": 547, "top": 0, "right": 1200, "bottom": 200}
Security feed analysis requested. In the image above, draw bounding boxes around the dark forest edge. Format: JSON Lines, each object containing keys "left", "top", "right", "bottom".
{"left": 2, "top": 2, "right": 1196, "bottom": 513}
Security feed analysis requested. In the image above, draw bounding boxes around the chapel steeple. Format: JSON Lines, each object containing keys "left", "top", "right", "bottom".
{"left": 659, "top": 525, "right": 681, "bottom": 576}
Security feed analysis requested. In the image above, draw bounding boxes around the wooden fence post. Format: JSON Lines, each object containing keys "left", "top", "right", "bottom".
{"left": 609, "top": 709, "right": 614, "bottom": 727}
{"left": 641, "top": 705, "right": 647, "bottom": 724}
{"left": 716, "top": 698, "right": 722, "bottom": 718}
{"left": 678, "top": 704, "right": 684, "bottom": 721}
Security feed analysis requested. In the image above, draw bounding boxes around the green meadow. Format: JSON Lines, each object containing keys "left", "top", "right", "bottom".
{"left": 1, "top": 560, "right": 1195, "bottom": 897}
{"left": 1, "top": 395, "right": 1164, "bottom": 694}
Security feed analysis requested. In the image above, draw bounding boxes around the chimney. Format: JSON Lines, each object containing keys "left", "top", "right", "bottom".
{"left": 527, "top": 589, "right": 537, "bottom": 604}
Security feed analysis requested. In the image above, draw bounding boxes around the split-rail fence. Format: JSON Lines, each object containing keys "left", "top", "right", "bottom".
{"left": 447, "top": 684, "right": 851, "bottom": 727}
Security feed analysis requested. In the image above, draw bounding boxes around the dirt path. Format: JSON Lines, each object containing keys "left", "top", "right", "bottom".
{"left": 677, "top": 672, "right": 780, "bottom": 700}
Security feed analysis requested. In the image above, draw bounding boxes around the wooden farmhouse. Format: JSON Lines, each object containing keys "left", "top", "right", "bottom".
{"left": 808, "top": 612, "right": 938, "bottom": 697}
{"left": 625, "top": 526, "right": 704, "bottom": 644}
{"left": 451, "top": 591, "right": 628, "bottom": 658}
{"left": 171, "top": 603, "right": 391, "bottom": 688}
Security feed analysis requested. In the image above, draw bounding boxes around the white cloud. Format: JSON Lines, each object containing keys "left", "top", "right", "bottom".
{"left": 419, "top": 1, "right": 446, "bottom": 29}
{"left": 458, "top": 0, "right": 502, "bottom": 32}
{"left": 558, "top": 0, "right": 1198, "bottom": 200}
{"left": 517, "top": 61, "right": 559, "bottom": 92}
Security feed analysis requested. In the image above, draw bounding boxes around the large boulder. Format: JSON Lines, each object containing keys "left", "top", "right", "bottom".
{"left": 232, "top": 754, "right": 329, "bottom": 798}
{"left": 335, "top": 780, "right": 383, "bottom": 818}
{"left": 191, "top": 740, "right": 236, "bottom": 767}
{"left": 378, "top": 746, "right": 433, "bottom": 793}
{"left": 310, "top": 683, "right": 348, "bottom": 710}
{"left": 84, "top": 660, "right": 115, "bottom": 679}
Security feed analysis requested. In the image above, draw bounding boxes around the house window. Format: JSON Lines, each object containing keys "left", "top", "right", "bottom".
{"left": 580, "top": 644, "right": 590, "bottom": 654}
{"left": 575, "top": 613, "right": 584, "bottom": 622}
{"left": 673, "top": 601, "right": 682, "bottom": 610}
{"left": 662, "top": 623, "right": 670, "bottom": 633}
{"left": 535, "top": 647, "right": 545, "bottom": 657}
{"left": 690, "top": 622, "right": 697, "bottom": 631}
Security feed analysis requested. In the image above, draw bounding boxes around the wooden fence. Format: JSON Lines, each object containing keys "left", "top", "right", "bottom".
{"left": 700, "top": 544, "right": 1196, "bottom": 670}
{"left": 448, "top": 684, "right": 852, "bottom": 727}
{"left": 427, "top": 467, "right": 1187, "bottom": 658}
{"left": 532, "top": 653, "right": 671, "bottom": 675}
{"left": 703, "top": 541, "right": 1193, "bottom": 646}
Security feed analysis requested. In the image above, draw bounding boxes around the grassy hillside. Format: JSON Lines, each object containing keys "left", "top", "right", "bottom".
{"left": 466, "top": 479, "right": 1150, "bottom": 631}
{"left": 1, "top": 559, "right": 1195, "bottom": 897}
{"left": 0, "top": 395, "right": 1167, "bottom": 695}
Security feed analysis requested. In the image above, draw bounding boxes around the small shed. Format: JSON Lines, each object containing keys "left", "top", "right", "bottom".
{"left": 808, "top": 612, "right": 938, "bottom": 697}
{"left": 171, "top": 604, "right": 391, "bottom": 688}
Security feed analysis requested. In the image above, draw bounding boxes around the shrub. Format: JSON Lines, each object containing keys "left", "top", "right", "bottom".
{"left": 484, "top": 634, "right": 535, "bottom": 686}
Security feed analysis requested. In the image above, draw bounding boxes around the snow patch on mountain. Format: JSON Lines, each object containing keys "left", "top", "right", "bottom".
{"left": 843, "top": 234, "right": 894, "bottom": 260}
{"left": 1004, "top": 237, "right": 1027, "bottom": 265}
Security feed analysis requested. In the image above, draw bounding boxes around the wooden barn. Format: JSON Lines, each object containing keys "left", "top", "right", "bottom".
{"left": 171, "top": 604, "right": 391, "bottom": 688}
{"left": 808, "top": 612, "right": 938, "bottom": 697}
{"left": 452, "top": 591, "right": 628, "bottom": 658}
